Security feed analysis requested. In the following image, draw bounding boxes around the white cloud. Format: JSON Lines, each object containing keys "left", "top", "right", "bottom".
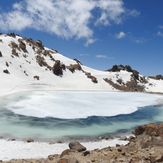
{"left": 84, "top": 38, "right": 97, "bottom": 47}
{"left": 0, "top": 11, "right": 32, "bottom": 31}
{"left": 95, "top": 0, "right": 125, "bottom": 25}
{"left": 0, "top": 0, "right": 139, "bottom": 45}
{"left": 157, "top": 31, "right": 163, "bottom": 37}
{"left": 158, "top": 26, "right": 163, "bottom": 29}
{"left": 115, "top": 31, "right": 126, "bottom": 39}
{"left": 96, "top": 55, "right": 113, "bottom": 59}
{"left": 127, "top": 9, "right": 140, "bottom": 17}
{"left": 79, "top": 53, "right": 89, "bottom": 57}
{"left": 134, "top": 38, "right": 148, "bottom": 43}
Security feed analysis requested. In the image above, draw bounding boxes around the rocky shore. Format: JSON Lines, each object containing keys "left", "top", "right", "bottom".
{"left": 2, "top": 122, "right": 163, "bottom": 163}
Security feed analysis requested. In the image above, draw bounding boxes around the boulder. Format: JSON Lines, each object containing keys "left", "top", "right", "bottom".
{"left": 8, "top": 138, "right": 16, "bottom": 141}
{"left": 69, "top": 141, "right": 86, "bottom": 152}
{"left": 60, "top": 149, "right": 76, "bottom": 158}
{"left": 133, "top": 122, "right": 159, "bottom": 136}
{"left": 132, "top": 123, "right": 163, "bottom": 149}
{"left": 26, "top": 138, "right": 34, "bottom": 143}
{"left": 83, "top": 150, "right": 90, "bottom": 156}
{"left": 48, "top": 155, "right": 54, "bottom": 161}
{"left": 150, "top": 153, "right": 163, "bottom": 163}
{"left": 58, "top": 158, "right": 79, "bottom": 163}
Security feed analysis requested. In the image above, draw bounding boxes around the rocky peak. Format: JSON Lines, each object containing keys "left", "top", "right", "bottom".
{"left": 149, "top": 75, "right": 163, "bottom": 80}
{"left": 107, "top": 64, "right": 138, "bottom": 74}
{"left": 107, "top": 64, "right": 140, "bottom": 81}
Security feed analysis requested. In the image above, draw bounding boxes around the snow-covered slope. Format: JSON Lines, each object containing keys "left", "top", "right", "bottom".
{"left": 0, "top": 33, "right": 163, "bottom": 96}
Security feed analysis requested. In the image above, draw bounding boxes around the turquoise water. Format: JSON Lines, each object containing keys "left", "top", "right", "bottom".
{"left": 0, "top": 91, "right": 163, "bottom": 141}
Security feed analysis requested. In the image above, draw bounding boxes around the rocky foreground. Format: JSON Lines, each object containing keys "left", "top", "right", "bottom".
{"left": 2, "top": 122, "right": 163, "bottom": 163}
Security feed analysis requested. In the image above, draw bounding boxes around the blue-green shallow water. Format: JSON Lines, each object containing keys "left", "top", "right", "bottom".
{"left": 0, "top": 104, "right": 163, "bottom": 141}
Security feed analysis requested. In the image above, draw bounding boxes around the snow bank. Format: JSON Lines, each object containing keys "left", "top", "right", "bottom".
{"left": 0, "top": 138, "right": 129, "bottom": 161}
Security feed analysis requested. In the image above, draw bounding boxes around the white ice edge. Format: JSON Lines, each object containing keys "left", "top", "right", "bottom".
{"left": 4, "top": 91, "right": 163, "bottom": 119}
{"left": 0, "top": 138, "right": 129, "bottom": 161}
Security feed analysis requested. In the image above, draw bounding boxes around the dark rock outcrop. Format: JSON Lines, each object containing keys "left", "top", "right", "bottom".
{"left": 12, "top": 49, "right": 19, "bottom": 57}
{"left": 66, "top": 64, "right": 82, "bottom": 73}
{"left": 104, "top": 78, "right": 145, "bottom": 92}
{"left": 149, "top": 75, "right": 163, "bottom": 80}
{"left": 131, "top": 70, "right": 139, "bottom": 80}
{"left": 3, "top": 69, "right": 10, "bottom": 74}
{"left": 0, "top": 51, "right": 2, "bottom": 57}
{"left": 18, "top": 39, "right": 28, "bottom": 53}
{"left": 6, "top": 62, "right": 9, "bottom": 67}
{"left": 36, "top": 55, "right": 48, "bottom": 67}
{"left": 84, "top": 71, "right": 98, "bottom": 83}
{"left": 107, "top": 64, "right": 140, "bottom": 81}
{"left": 33, "top": 75, "right": 40, "bottom": 80}
{"left": 107, "top": 65, "right": 133, "bottom": 72}
{"left": 52, "top": 60, "right": 65, "bottom": 76}
{"left": 6, "top": 33, "right": 16, "bottom": 38}
{"left": 87, "top": 74, "right": 98, "bottom": 83}
{"left": 36, "top": 40, "right": 44, "bottom": 50}
{"left": 73, "top": 59, "right": 82, "bottom": 65}
{"left": 69, "top": 141, "right": 86, "bottom": 152}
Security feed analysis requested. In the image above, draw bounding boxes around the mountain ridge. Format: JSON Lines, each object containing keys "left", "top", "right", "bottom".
{"left": 0, "top": 33, "right": 163, "bottom": 96}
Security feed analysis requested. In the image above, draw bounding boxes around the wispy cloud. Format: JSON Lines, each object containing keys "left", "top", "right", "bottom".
{"left": 96, "top": 55, "right": 113, "bottom": 59}
{"left": 115, "top": 31, "right": 126, "bottom": 39}
{"left": 157, "top": 31, "right": 163, "bottom": 37}
{"left": 79, "top": 53, "right": 90, "bottom": 57}
{"left": 158, "top": 25, "right": 163, "bottom": 29}
{"left": 0, "top": 0, "right": 139, "bottom": 46}
{"left": 133, "top": 38, "right": 148, "bottom": 43}
{"left": 127, "top": 9, "right": 140, "bottom": 17}
{"left": 84, "top": 38, "right": 97, "bottom": 47}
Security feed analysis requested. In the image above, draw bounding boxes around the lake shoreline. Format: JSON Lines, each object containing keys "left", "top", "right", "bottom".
{"left": 0, "top": 136, "right": 129, "bottom": 161}
{"left": 1, "top": 90, "right": 163, "bottom": 162}
{"left": 2, "top": 122, "right": 163, "bottom": 163}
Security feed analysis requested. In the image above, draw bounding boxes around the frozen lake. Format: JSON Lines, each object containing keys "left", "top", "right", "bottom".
{"left": 0, "top": 91, "right": 163, "bottom": 141}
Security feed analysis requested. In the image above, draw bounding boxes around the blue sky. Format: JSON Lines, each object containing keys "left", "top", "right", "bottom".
{"left": 0, "top": 0, "right": 163, "bottom": 76}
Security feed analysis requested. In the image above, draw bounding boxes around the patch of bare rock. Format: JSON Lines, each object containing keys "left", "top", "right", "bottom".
{"left": 104, "top": 64, "right": 148, "bottom": 92}
{"left": 149, "top": 75, "right": 163, "bottom": 80}
{"left": 2, "top": 122, "right": 163, "bottom": 163}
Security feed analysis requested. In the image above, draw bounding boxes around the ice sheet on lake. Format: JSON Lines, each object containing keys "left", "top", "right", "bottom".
{"left": 4, "top": 91, "right": 163, "bottom": 119}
